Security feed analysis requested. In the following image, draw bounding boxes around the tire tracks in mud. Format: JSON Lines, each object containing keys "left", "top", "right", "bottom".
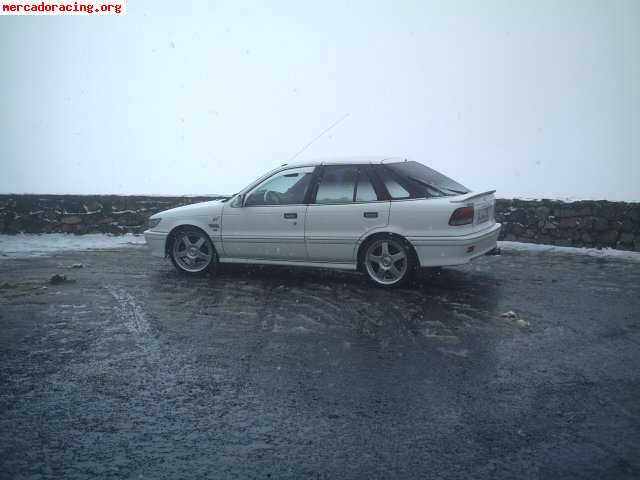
{"left": 103, "top": 284, "right": 226, "bottom": 420}
{"left": 105, "top": 284, "right": 157, "bottom": 357}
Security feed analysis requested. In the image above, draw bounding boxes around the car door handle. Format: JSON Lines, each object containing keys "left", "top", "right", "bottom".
{"left": 284, "top": 213, "right": 297, "bottom": 219}
{"left": 363, "top": 212, "right": 378, "bottom": 218}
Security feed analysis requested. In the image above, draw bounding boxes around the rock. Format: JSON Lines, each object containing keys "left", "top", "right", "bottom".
{"left": 619, "top": 232, "right": 634, "bottom": 244}
{"left": 510, "top": 223, "right": 525, "bottom": 235}
{"left": 49, "top": 274, "right": 67, "bottom": 284}
{"left": 534, "top": 206, "right": 550, "bottom": 220}
{"left": 554, "top": 207, "right": 575, "bottom": 218}
{"left": 44, "top": 209, "right": 60, "bottom": 220}
{"left": 83, "top": 201, "right": 103, "bottom": 213}
{"left": 116, "top": 212, "right": 144, "bottom": 226}
{"left": 593, "top": 217, "right": 609, "bottom": 232}
{"left": 61, "top": 216, "right": 82, "bottom": 225}
{"left": 597, "top": 230, "right": 618, "bottom": 244}
{"left": 621, "top": 219, "right": 635, "bottom": 233}
{"left": 60, "top": 199, "right": 84, "bottom": 214}
{"left": 558, "top": 217, "right": 579, "bottom": 229}
{"left": 508, "top": 209, "right": 528, "bottom": 224}
{"left": 74, "top": 224, "right": 89, "bottom": 234}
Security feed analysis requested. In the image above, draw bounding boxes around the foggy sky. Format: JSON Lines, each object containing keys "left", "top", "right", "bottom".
{"left": 1, "top": 0, "right": 639, "bottom": 200}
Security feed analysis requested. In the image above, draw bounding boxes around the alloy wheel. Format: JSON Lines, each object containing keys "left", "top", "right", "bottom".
{"left": 172, "top": 230, "right": 214, "bottom": 273}
{"left": 364, "top": 238, "right": 409, "bottom": 286}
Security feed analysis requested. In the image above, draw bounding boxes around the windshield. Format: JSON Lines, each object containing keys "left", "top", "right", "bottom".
{"left": 385, "top": 161, "right": 470, "bottom": 196}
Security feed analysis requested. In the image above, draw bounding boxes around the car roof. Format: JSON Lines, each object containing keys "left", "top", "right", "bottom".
{"left": 285, "top": 156, "right": 407, "bottom": 168}
{"left": 237, "top": 157, "right": 411, "bottom": 195}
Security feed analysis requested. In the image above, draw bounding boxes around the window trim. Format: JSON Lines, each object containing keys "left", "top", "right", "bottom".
{"left": 362, "top": 165, "right": 389, "bottom": 202}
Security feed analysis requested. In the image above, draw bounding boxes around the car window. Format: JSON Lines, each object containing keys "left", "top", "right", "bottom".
{"left": 382, "top": 178, "right": 410, "bottom": 199}
{"left": 376, "top": 164, "right": 447, "bottom": 199}
{"left": 244, "top": 167, "right": 314, "bottom": 206}
{"left": 315, "top": 166, "right": 358, "bottom": 204}
{"left": 355, "top": 175, "right": 378, "bottom": 202}
{"left": 385, "top": 161, "right": 470, "bottom": 197}
{"left": 314, "top": 165, "right": 381, "bottom": 204}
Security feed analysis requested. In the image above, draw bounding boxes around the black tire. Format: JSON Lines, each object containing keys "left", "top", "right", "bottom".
{"left": 168, "top": 227, "right": 217, "bottom": 275}
{"left": 360, "top": 234, "right": 416, "bottom": 288}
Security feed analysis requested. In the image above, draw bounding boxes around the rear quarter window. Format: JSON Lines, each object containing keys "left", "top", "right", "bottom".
{"left": 382, "top": 178, "right": 410, "bottom": 199}
{"left": 384, "top": 161, "right": 470, "bottom": 197}
{"left": 374, "top": 165, "right": 415, "bottom": 199}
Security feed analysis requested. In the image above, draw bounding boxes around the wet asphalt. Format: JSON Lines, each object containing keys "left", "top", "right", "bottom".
{"left": 0, "top": 246, "right": 639, "bottom": 479}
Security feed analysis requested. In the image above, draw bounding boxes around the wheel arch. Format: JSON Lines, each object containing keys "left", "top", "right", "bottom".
{"left": 356, "top": 231, "right": 418, "bottom": 271}
{"left": 165, "top": 224, "right": 216, "bottom": 257}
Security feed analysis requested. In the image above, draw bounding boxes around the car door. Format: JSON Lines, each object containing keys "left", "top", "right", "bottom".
{"left": 220, "top": 166, "right": 315, "bottom": 261}
{"left": 305, "top": 164, "right": 390, "bottom": 264}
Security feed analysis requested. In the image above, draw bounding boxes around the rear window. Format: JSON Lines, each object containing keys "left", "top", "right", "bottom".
{"left": 382, "top": 161, "right": 470, "bottom": 198}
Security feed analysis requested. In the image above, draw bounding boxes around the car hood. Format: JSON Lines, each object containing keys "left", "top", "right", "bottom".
{"left": 151, "top": 200, "right": 224, "bottom": 218}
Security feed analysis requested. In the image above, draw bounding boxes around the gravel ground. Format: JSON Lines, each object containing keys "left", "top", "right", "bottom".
{"left": 0, "top": 245, "right": 639, "bottom": 479}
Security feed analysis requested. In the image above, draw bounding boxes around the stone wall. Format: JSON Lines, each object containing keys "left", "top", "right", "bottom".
{"left": 496, "top": 199, "right": 640, "bottom": 251}
{"left": 0, "top": 194, "right": 223, "bottom": 235}
{"left": 1, "top": 194, "right": 638, "bottom": 251}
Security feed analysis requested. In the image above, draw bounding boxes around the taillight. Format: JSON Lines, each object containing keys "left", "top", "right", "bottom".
{"left": 449, "top": 206, "right": 474, "bottom": 226}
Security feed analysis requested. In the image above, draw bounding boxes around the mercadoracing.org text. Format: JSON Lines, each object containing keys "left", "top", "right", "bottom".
{"left": 1, "top": 0, "right": 125, "bottom": 15}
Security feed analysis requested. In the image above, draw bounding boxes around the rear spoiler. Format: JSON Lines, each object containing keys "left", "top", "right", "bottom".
{"left": 449, "top": 190, "right": 496, "bottom": 203}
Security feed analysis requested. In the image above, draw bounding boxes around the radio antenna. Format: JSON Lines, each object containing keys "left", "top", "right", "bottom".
{"left": 287, "top": 113, "right": 350, "bottom": 162}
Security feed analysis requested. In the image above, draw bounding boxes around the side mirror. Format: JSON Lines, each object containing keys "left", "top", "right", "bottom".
{"left": 233, "top": 194, "right": 245, "bottom": 207}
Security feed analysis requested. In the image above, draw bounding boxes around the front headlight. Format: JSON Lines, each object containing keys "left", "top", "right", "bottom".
{"left": 148, "top": 218, "right": 161, "bottom": 229}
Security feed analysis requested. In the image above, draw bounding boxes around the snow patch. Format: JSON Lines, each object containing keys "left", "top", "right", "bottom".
{"left": 0, "top": 233, "right": 146, "bottom": 259}
{"left": 499, "top": 241, "right": 640, "bottom": 262}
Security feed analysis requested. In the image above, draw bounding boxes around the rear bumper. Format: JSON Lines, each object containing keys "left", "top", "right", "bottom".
{"left": 144, "top": 230, "right": 167, "bottom": 258}
{"left": 409, "top": 223, "right": 501, "bottom": 267}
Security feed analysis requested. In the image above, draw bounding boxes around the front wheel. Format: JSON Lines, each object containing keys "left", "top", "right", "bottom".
{"left": 169, "top": 227, "right": 216, "bottom": 275}
{"left": 362, "top": 236, "right": 415, "bottom": 287}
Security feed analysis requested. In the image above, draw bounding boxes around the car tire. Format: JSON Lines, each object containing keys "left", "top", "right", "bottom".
{"left": 169, "top": 227, "right": 217, "bottom": 275}
{"left": 361, "top": 235, "right": 416, "bottom": 288}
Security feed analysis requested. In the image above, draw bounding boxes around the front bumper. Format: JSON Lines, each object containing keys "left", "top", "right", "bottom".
{"left": 144, "top": 230, "right": 168, "bottom": 258}
{"left": 409, "top": 223, "right": 501, "bottom": 267}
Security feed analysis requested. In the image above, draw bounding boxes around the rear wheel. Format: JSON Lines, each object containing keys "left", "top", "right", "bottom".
{"left": 362, "top": 236, "right": 415, "bottom": 287}
{"left": 169, "top": 227, "right": 216, "bottom": 275}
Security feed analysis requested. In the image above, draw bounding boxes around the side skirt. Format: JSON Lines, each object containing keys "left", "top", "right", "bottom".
{"left": 218, "top": 257, "right": 357, "bottom": 271}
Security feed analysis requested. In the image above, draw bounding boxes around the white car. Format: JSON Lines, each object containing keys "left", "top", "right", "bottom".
{"left": 144, "top": 158, "right": 501, "bottom": 287}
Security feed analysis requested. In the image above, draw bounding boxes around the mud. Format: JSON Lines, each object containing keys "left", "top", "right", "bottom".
{"left": 1, "top": 246, "right": 639, "bottom": 479}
